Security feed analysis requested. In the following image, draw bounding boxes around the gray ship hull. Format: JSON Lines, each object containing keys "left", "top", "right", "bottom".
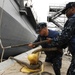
{"left": 0, "top": 0, "right": 37, "bottom": 58}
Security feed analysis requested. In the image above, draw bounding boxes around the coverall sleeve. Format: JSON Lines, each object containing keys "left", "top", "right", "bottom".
{"left": 34, "top": 35, "right": 40, "bottom": 43}
{"left": 50, "top": 17, "right": 75, "bottom": 49}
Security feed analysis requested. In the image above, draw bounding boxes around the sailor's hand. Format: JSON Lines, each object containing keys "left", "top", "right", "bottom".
{"left": 46, "top": 38, "right": 52, "bottom": 43}
{"left": 28, "top": 43, "right": 35, "bottom": 48}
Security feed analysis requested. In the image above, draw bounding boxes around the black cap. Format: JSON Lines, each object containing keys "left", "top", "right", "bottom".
{"left": 62, "top": 2, "right": 75, "bottom": 14}
{"left": 36, "top": 22, "right": 47, "bottom": 33}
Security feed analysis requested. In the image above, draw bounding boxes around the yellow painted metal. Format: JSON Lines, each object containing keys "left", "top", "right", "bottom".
{"left": 21, "top": 64, "right": 44, "bottom": 73}
{"left": 28, "top": 52, "right": 39, "bottom": 65}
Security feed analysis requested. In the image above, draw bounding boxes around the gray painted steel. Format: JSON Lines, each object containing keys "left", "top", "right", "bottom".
{"left": 0, "top": 0, "right": 37, "bottom": 58}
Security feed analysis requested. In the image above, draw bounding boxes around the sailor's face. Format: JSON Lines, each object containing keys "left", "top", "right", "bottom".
{"left": 39, "top": 28, "right": 46, "bottom": 36}
{"left": 65, "top": 7, "right": 74, "bottom": 18}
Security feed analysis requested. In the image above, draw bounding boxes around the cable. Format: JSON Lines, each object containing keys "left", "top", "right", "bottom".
{"left": 0, "top": 0, "right": 5, "bottom": 62}
{"left": 0, "top": 45, "right": 5, "bottom": 62}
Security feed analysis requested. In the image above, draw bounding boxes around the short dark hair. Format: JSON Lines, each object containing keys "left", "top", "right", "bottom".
{"left": 62, "top": 2, "right": 75, "bottom": 14}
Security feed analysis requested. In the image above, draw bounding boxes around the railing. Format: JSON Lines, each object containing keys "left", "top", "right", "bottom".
{"left": 47, "top": 6, "right": 67, "bottom": 30}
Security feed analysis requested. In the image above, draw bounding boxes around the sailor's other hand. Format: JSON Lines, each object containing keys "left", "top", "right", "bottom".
{"left": 28, "top": 43, "right": 35, "bottom": 48}
{"left": 46, "top": 38, "right": 52, "bottom": 43}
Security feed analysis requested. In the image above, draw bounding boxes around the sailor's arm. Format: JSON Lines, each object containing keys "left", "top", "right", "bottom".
{"left": 48, "top": 18, "right": 75, "bottom": 49}
{"left": 28, "top": 35, "right": 40, "bottom": 48}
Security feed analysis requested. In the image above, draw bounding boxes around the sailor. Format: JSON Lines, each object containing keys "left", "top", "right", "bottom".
{"left": 47, "top": 2, "right": 75, "bottom": 75}
{"left": 28, "top": 22, "right": 63, "bottom": 75}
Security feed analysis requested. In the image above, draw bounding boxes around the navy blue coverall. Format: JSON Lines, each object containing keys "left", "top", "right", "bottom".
{"left": 34, "top": 29, "right": 63, "bottom": 75}
{"left": 49, "top": 14, "right": 75, "bottom": 75}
